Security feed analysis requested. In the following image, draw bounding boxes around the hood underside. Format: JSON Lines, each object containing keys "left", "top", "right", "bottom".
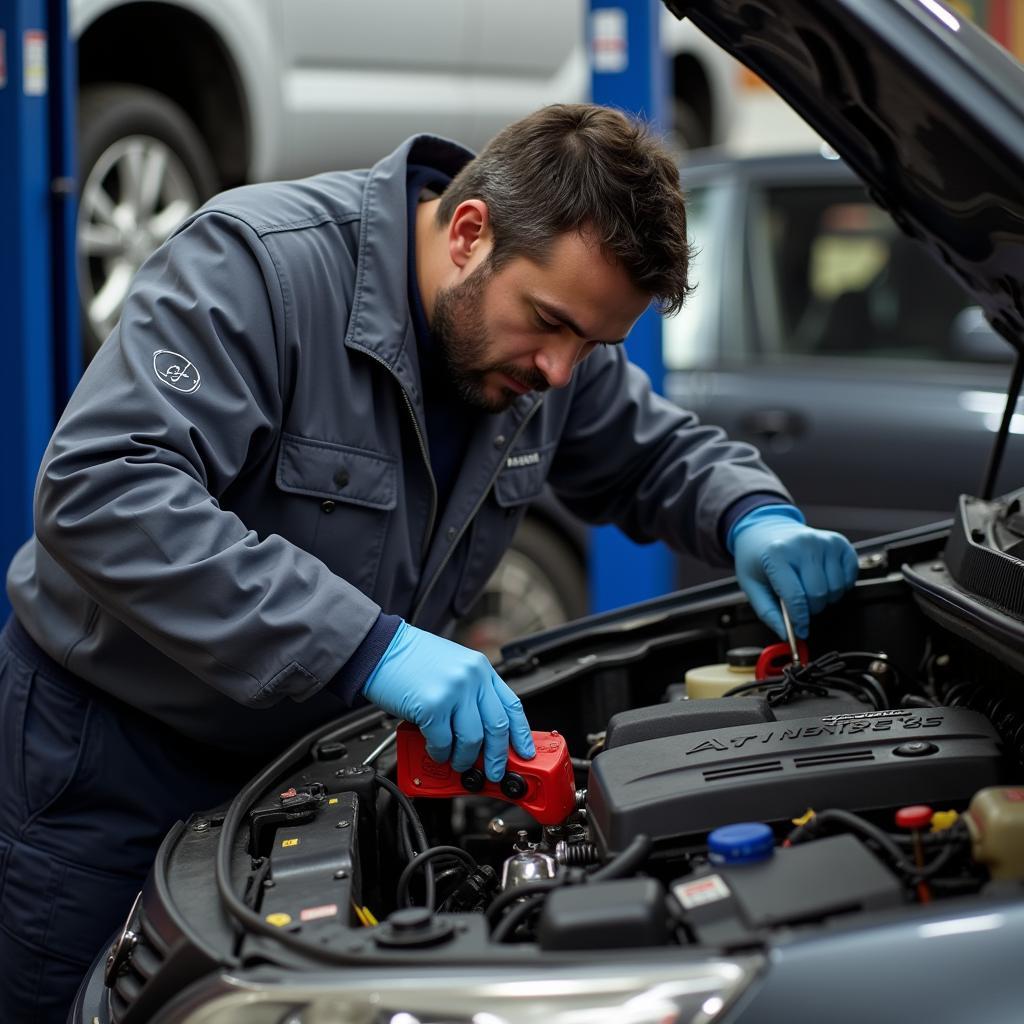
{"left": 664, "top": 0, "right": 1024, "bottom": 353}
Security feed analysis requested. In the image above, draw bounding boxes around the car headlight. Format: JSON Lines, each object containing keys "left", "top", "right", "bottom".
{"left": 156, "top": 958, "right": 763, "bottom": 1024}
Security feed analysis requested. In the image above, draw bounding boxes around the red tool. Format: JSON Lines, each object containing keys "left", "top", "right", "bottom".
{"left": 756, "top": 640, "right": 811, "bottom": 680}
{"left": 395, "top": 722, "right": 577, "bottom": 825}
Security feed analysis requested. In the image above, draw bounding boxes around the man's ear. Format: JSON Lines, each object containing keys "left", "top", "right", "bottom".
{"left": 447, "top": 199, "right": 491, "bottom": 270}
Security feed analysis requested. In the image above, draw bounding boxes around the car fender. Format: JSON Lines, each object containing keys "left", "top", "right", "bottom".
{"left": 70, "top": 0, "right": 281, "bottom": 182}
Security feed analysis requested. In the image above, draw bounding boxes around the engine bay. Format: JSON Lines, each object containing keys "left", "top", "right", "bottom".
{"left": 99, "top": 523, "right": 1024, "bottom": 1022}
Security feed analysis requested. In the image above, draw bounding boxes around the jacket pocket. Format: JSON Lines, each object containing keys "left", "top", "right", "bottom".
{"left": 21, "top": 672, "right": 92, "bottom": 826}
{"left": 276, "top": 433, "right": 397, "bottom": 510}
{"left": 453, "top": 444, "right": 552, "bottom": 617}
{"left": 275, "top": 433, "right": 397, "bottom": 597}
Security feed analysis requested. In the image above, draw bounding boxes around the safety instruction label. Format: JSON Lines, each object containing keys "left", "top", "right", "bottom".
{"left": 281, "top": 837, "right": 299, "bottom": 848}
{"left": 0, "top": 31, "right": 7, "bottom": 89}
{"left": 672, "top": 873, "right": 732, "bottom": 910}
{"left": 23, "top": 30, "right": 46, "bottom": 96}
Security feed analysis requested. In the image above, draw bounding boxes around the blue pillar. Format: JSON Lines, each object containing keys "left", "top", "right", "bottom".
{"left": 0, "top": 0, "right": 77, "bottom": 616}
{"left": 49, "top": 0, "right": 80, "bottom": 402}
{"left": 588, "top": 0, "right": 675, "bottom": 611}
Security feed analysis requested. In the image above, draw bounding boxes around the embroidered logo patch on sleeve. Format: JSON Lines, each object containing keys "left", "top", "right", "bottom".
{"left": 153, "top": 350, "right": 202, "bottom": 393}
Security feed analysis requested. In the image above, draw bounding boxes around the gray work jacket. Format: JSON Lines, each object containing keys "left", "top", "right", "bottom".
{"left": 7, "top": 135, "right": 790, "bottom": 753}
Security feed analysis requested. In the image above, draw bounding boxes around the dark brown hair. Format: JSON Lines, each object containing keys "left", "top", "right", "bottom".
{"left": 437, "top": 103, "right": 694, "bottom": 315}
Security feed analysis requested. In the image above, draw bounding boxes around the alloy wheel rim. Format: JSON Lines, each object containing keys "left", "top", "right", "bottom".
{"left": 77, "top": 134, "right": 200, "bottom": 351}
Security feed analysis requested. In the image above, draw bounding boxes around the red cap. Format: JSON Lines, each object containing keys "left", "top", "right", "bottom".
{"left": 895, "top": 805, "right": 933, "bottom": 830}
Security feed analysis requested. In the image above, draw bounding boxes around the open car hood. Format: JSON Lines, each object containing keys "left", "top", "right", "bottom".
{"left": 665, "top": 0, "right": 1024, "bottom": 354}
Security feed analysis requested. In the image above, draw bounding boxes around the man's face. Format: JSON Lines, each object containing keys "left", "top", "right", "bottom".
{"left": 431, "top": 229, "right": 651, "bottom": 413}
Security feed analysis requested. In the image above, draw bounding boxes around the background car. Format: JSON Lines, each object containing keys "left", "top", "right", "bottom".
{"left": 662, "top": 148, "right": 1021, "bottom": 586}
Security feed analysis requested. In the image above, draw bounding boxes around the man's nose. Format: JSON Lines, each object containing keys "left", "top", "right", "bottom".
{"left": 535, "top": 342, "right": 578, "bottom": 390}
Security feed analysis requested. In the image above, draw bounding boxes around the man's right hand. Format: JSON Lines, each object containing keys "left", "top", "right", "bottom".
{"left": 361, "top": 621, "right": 535, "bottom": 781}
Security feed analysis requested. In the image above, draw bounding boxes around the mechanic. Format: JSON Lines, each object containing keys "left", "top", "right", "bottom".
{"left": 0, "top": 103, "right": 857, "bottom": 1020}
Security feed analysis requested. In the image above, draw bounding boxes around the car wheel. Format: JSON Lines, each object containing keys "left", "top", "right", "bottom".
{"left": 455, "top": 517, "right": 588, "bottom": 663}
{"left": 77, "top": 84, "right": 218, "bottom": 360}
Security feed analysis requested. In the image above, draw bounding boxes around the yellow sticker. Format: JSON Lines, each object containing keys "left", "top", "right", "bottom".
{"left": 282, "top": 838, "right": 299, "bottom": 848}
{"left": 328, "top": 798, "right": 338, "bottom": 805}
{"left": 265, "top": 913, "right": 292, "bottom": 927}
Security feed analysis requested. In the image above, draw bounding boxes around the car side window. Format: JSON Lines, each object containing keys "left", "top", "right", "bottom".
{"left": 663, "top": 182, "right": 730, "bottom": 370}
{"left": 751, "top": 184, "right": 1008, "bottom": 364}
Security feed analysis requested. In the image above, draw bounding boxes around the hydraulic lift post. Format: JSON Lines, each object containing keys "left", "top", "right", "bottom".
{"left": 588, "top": 0, "right": 675, "bottom": 612}
{"left": 0, "top": 0, "right": 77, "bottom": 616}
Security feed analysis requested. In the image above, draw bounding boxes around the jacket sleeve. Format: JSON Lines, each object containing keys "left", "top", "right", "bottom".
{"left": 549, "top": 345, "right": 793, "bottom": 567}
{"left": 34, "top": 210, "right": 381, "bottom": 707}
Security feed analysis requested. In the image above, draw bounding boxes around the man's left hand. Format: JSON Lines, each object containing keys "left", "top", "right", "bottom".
{"left": 730, "top": 507, "right": 858, "bottom": 639}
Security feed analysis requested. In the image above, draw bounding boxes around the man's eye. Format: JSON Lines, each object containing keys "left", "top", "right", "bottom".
{"left": 535, "top": 311, "right": 560, "bottom": 331}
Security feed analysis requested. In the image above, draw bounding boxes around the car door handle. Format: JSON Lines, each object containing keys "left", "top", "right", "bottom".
{"left": 739, "top": 408, "right": 807, "bottom": 442}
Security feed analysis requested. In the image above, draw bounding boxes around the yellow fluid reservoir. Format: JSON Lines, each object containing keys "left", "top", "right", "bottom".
{"left": 685, "top": 647, "right": 761, "bottom": 700}
{"left": 965, "top": 786, "right": 1024, "bottom": 880}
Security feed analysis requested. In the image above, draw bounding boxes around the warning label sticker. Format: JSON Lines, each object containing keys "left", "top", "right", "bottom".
{"left": 672, "top": 873, "right": 732, "bottom": 910}
{"left": 300, "top": 903, "right": 338, "bottom": 922}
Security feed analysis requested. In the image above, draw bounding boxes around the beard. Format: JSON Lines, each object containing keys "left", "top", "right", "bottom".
{"left": 431, "top": 262, "right": 548, "bottom": 413}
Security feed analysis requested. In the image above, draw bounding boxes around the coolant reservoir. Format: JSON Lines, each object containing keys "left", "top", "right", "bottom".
{"left": 965, "top": 786, "right": 1024, "bottom": 880}
{"left": 685, "top": 647, "right": 760, "bottom": 699}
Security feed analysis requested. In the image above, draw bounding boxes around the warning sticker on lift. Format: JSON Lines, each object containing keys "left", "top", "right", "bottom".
{"left": 23, "top": 30, "right": 46, "bottom": 97}
{"left": 672, "top": 874, "right": 732, "bottom": 910}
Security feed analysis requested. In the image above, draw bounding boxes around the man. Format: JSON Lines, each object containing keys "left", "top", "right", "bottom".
{"left": 1, "top": 104, "right": 856, "bottom": 1019}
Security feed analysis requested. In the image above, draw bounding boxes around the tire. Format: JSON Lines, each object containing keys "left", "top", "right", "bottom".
{"left": 77, "top": 84, "right": 219, "bottom": 361}
{"left": 455, "top": 517, "right": 589, "bottom": 663}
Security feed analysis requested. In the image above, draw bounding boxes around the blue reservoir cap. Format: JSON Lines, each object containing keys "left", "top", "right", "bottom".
{"left": 708, "top": 822, "right": 774, "bottom": 865}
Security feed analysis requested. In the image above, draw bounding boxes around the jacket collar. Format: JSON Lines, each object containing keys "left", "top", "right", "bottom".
{"left": 343, "top": 134, "right": 475, "bottom": 409}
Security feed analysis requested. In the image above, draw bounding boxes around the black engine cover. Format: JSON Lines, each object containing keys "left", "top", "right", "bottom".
{"left": 587, "top": 707, "right": 1004, "bottom": 854}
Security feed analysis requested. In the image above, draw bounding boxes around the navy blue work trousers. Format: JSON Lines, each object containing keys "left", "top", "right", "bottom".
{"left": 0, "top": 616, "right": 261, "bottom": 1023}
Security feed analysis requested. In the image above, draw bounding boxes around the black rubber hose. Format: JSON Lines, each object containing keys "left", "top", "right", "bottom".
{"left": 396, "top": 845, "right": 477, "bottom": 910}
{"left": 373, "top": 773, "right": 435, "bottom": 909}
{"left": 589, "top": 833, "right": 652, "bottom": 881}
{"left": 491, "top": 892, "right": 548, "bottom": 943}
{"left": 788, "top": 809, "right": 912, "bottom": 876}
{"left": 916, "top": 820, "right": 970, "bottom": 880}
{"left": 486, "top": 878, "right": 566, "bottom": 927}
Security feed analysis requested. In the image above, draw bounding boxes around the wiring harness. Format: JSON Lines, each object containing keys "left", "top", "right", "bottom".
{"left": 724, "top": 649, "right": 896, "bottom": 709}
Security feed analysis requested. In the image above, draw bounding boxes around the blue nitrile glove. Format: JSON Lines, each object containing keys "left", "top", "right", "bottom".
{"left": 362, "top": 620, "right": 535, "bottom": 781}
{"left": 728, "top": 505, "right": 858, "bottom": 640}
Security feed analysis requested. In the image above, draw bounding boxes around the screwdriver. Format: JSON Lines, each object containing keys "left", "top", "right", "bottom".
{"left": 780, "top": 600, "right": 802, "bottom": 668}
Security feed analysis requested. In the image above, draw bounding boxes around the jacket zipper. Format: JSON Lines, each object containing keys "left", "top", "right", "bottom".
{"left": 359, "top": 349, "right": 438, "bottom": 561}
{"left": 410, "top": 397, "right": 544, "bottom": 625}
